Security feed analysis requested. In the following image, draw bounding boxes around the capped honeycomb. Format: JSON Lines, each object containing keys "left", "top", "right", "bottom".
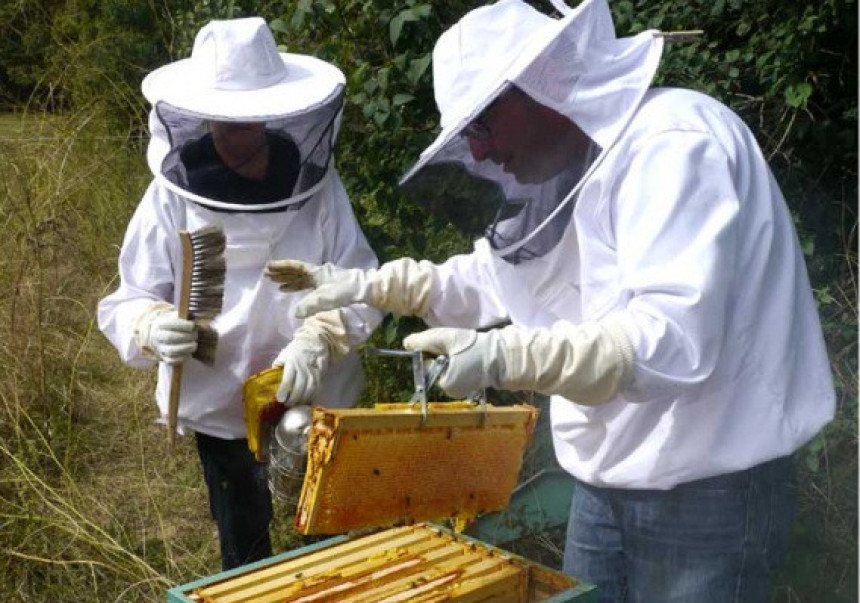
{"left": 296, "top": 402, "right": 539, "bottom": 535}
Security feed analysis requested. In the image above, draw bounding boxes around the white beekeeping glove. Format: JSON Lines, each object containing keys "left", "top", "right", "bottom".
{"left": 265, "top": 258, "right": 436, "bottom": 318}
{"left": 403, "top": 320, "right": 634, "bottom": 405}
{"left": 272, "top": 309, "right": 351, "bottom": 406}
{"left": 134, "top": 301, "right": 198, "bottom": 365}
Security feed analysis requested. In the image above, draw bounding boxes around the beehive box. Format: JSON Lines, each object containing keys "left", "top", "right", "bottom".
{"left": 295, "top": 402, "right": 539, "bottom": 534}
{"left": 167, "top": 524, "right": 597, "bottom": 602}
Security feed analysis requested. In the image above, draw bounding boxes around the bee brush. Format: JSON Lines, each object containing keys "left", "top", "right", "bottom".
{"left": 168, "top": 224, "right": 226, "bottom": 452}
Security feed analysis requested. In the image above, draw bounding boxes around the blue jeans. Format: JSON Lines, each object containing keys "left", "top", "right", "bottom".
{"left": 563, "top": 455, "right": 797, "bottom": 603}
{"left": 196, "top": 433, "right": 273, "bottom": 570}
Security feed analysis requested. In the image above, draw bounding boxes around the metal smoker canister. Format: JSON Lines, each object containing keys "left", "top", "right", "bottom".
{"left": 268, "top": 405, "right": 312, "bottom": 505}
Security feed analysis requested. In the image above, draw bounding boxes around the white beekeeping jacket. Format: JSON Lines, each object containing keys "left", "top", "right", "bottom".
{"left": 100, "top": 18, "right": 383, "bottom": 439}
{"left": 98, "top": 172, "right": 381, "bottom": 440}
{"left": 98, "top": 43, "right": 383, "bottom": 438}
{"left": 406, "top": 0, "right": 835, "bottom": 488}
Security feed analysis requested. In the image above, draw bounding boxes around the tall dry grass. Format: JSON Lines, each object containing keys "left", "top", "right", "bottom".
{"left": 0, "top": 110, "right": 228, "bottom": 601}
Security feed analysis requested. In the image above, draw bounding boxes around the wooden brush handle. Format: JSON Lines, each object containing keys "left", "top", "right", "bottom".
{"left": 167, "top": 364, "right": 184, "bottom": 452}
{"left": 168, "top": 231, "right": 194, "bottom": 453}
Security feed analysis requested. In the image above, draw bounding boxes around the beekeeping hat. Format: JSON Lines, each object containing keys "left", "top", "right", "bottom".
{"left": 143, "top": 17, "right": 347, "bottom": 212}
{"left": 142, "top": 16, "right": 343, "bottom": 120}
{"left": 399, "top": 0, "right": 663, "bottom": 262}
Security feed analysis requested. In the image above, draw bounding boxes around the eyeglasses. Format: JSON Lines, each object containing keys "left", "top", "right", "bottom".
{"left": 461, "top": 97, "right": 500, "bottom": 142}
{"left": 462, "top": 115, "right": 492, "bottom": 142}
{"left": 461, "top": 86, "right": 517, "bottom": 142}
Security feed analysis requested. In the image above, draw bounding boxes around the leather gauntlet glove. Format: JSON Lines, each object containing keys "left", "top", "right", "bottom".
{"left": 273, "top": 309, "right": 351, "bottom": 406}
{"left": 134, "top": 302, "right": 198, "bottom": 365}
{"left": 265, "top": 258, "right": 436, "bottom": 318}
{"left": 403, "top": 321, "right": 633, "bottom": 405}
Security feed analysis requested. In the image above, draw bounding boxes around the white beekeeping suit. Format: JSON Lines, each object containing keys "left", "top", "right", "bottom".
{"left": 98, "top": 18, "right": 382, "bottom": 440}
{"left": 399, "top": 0, "right": 836, "bottom": 488}
{"left": 263, "top": 0, "right": 834, "bottom": 596}
{"left": 268, "top": 0, "right": 834, "bottom": 489}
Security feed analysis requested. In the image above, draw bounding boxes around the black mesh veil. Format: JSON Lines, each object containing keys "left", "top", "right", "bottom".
{"left": 400, "top": 125, "right": 599, "bottom": 264}
{"left": 149, "top": 87, "right": 344, "bottom": 212}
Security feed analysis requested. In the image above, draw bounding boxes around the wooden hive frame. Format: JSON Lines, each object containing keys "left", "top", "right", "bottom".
{"left": 182, "top": 524, "right": 587, "bottom": 602}
{"left": 295, "top": 402, "right": 539, "bottom": 535}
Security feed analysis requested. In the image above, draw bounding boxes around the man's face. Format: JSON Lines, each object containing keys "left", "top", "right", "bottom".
{"left": 463, "top": 88, "right": 586, "bottom": 184}
{"left": 210, "top": 121, "right": 267, "bottom": 161}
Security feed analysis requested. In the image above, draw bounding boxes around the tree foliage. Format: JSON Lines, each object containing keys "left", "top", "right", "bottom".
{"left": 618, "top": 0, "right": 857, "bottom": 258}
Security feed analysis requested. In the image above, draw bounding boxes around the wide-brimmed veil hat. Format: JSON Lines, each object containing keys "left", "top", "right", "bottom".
{"left": 142, "top": 16, "right": 344, "bottom": 120}
{"left": 144, "top": 17, "right": 347, "bottom": 212}
{"left": 398, "top": 0, "right": 664, "bottom": 260}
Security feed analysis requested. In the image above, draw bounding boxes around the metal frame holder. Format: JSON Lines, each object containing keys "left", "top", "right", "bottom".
{"left": 364, "top": 347, "right": 451, "bottom": 424}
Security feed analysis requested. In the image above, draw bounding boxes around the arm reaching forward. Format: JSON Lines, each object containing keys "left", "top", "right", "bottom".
{"left": 265, "top": 258, "right": 437, "bottom": 318}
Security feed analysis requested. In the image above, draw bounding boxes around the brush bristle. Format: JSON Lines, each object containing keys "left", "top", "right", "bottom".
{"left": 189, "top": 224, "right": 227, "bottom": 254}
{"left": 187, "top": 225, "right": 226, "bottom": 321}
{"left": 185, "top": 225, "right": 226, "bottom": 364}
{"left": 194, "top": 323, "right": 219, "bottom": 366}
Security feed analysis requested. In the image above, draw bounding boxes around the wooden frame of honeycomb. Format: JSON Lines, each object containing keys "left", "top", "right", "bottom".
{"left": 184, "top": 524, "right": 583, "bottom": 602}
{"left": 295, "top": 402, "right": 539, "bottom": 535}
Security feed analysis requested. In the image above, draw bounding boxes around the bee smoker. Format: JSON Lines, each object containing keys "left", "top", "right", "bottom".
{"left": 267, "top": 405, "right": 312, "bottom": 505}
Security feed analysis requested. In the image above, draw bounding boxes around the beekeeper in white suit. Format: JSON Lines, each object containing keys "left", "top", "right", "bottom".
{"left": 266, "top": 0, "right": 835, "bottom": 600}
{"left": 98, "top": 18, "right": 381, "bottom": 570}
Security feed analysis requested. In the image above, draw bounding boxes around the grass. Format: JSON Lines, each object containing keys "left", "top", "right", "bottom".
{"left": 0, "top": 109, "right": 855, "bottom": 602}
{"left": 0, "top": 110, "right": 223, "bottom": 601}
